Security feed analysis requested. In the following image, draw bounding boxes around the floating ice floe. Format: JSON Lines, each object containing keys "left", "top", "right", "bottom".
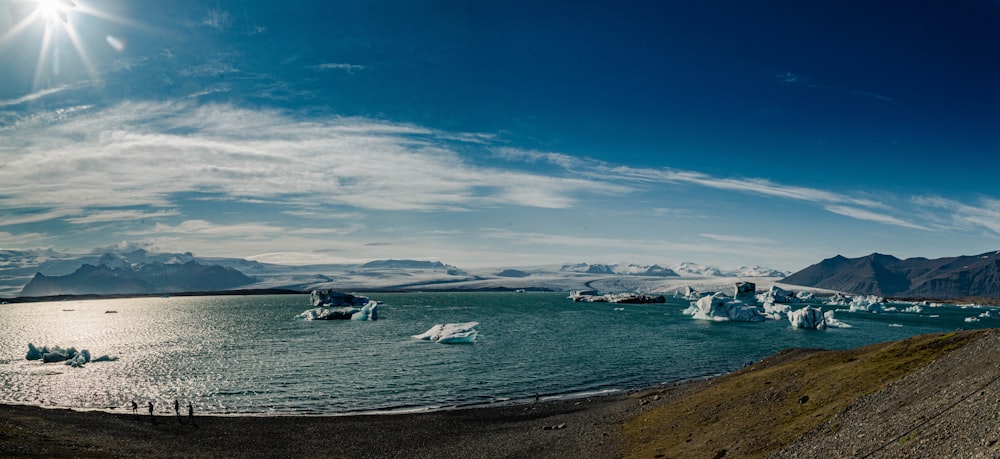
{"left": 848, "top": 295, "right": 884, "bottom": 313}
{"left": 25, "top": 343, "right": 117, "bottom": 367}
{"left": 788, "top": 307, "right": 826, "bottom": 330}
{"left": 786, "top": 307, "right": 852, "bottom": 330}
{"left": 297, "top": 300, "right": 378, "bottom": 321}
{"left": 298, "top": 289, "right": 379, "bottom": 320}
{"left": 965, "top": 316, "right": 981, "bottom": 323}
{"left": 569, "top": 291, "right": 665, "bottom": 304}
{"left": 757, "top": 285, "right": 800, "bottom": 305}
{"left": 413, "top": 322, "right": 479, "bottom": 344}
{"left": 684, "top": 292, "right": 766, "bottom": 322}
{"left": 310, "top": 289, "right": 371, "bottom": 308}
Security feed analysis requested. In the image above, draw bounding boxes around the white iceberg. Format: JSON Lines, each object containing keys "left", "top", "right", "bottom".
{"left": 826, "top": 293, "right": 850, "bottom": 306}
{"left": 25, "top": 343, "right": 117, "bottom": 367}
{"left": 684, "top": 293, "right": 766, "bottom": 322}
{"left": 310, "top": 289, "right": 371, "bottom": 308}
{"left": 823, "top": 310, "right": 852, "bottom": 328}
{"left": 757, "top": 285, "right": 799, "bottom": 305}
{"left": 788, "top": 307, "right": 826, "bottom": 330}
{"left": 297, "top": 300, "right": 378, "bottom": 320}
{"left": 762, "top": 302, "right": 791, "bottom": 321}
{"left": 413, "top": 322, "right": 479, "bottom": 344}
{"left": 569, "top": 291, "right": 665, "bottom": 303}
{"left": 848, "top": 295, "right": 884, "bottom": 312}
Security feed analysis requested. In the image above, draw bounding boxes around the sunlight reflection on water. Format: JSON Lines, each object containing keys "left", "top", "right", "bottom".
{"left": 0, "top": 293, "right": 992, "bottom": 415}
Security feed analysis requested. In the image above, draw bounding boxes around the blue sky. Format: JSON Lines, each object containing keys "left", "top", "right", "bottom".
{"left": 0, "top": 0, "right": 998, "bottom": 271}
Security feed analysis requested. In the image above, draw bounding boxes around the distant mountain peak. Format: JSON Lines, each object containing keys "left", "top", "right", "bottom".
{"left": 783, "top": 252, "right": 1000, "bottom": 299}
{"left": 19, "top": 260, "right": 254, "bottom": 297}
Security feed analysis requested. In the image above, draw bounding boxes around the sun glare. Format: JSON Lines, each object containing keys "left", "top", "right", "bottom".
{"left": 35, "top": 0, "right": 77, "bottom": 24}
{"left": 0, "top": 0, "right": 122, "bottom": 91}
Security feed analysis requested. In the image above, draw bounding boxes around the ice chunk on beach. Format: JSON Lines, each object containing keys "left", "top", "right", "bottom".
{"left": 788, "top": 307, "right": 826, "bottom": 330}
{"left": 684, "top": 293, "right": 766, "bottom": 322}
{"left": 25, "top": 343, "right": 117, "bottom": 367}
{"left": 413, "top": 322, "right": 479, "bottom": 344}
{"left": 297, "top": 300, "right": 378, "bottom": 320}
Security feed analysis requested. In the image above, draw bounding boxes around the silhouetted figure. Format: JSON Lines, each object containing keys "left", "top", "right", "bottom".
{"left": 148, "top": 401, "right": 154, "bottom": 417}
{"left": 187, "top": 402, "right": 195, "bottom": 427}
{"left": 131, "top": 400, "right": 138, "bottom": 415}
{"left": 174, "top": 399, "right": 180, "bottom": 416}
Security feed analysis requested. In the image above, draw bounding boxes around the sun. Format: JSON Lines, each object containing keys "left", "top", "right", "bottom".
{"left": 34, "top": 0, "right": 77, "bottom": 25}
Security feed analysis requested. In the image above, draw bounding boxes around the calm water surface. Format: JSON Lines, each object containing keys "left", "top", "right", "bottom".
{"left": 0, "top": 292, "right": 993, "bottom": 415}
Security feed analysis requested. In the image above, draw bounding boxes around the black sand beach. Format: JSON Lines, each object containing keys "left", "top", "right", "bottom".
{"left": 0, "top": 388, "right": 680, "bottom": 458}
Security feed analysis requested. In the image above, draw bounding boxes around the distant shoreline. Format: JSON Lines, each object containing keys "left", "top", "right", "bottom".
{"left": 6, "top": 287, "right": 1000, "bottom": 306}
{"left": 0, "top": 286, "right": 567, "bottom": 303}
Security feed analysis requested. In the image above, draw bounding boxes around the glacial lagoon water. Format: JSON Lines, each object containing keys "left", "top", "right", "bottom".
{"left": 0, "top": 292, "right": 994, "bottom": 416}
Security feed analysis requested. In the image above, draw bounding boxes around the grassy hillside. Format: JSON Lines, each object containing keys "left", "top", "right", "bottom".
{"left": 623, "top": 330, "right": 983, "bottom": 458}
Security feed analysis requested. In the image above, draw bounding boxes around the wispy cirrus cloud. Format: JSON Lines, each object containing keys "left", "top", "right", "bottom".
{"left": 699, "top": 233, "right": 777, "bottom": 245}
{"left": 0, "top": 101, "right": 629, "bottom": 227}
{"left": 312, "top": 62, "right": 365, "bottom": 72}
{"left": 913, "top": 195, "right": 1000, "bottom": 235}
{"left": 65, "top": 209, "right": 181, "bottom": 225}
{"left": 200, "top": 10, "right": 231, "bottom": 30}
{"left": 0, "top": 85, "right": 74, "bottom": 108}
{"left": 824, "top": 205, "right": 927, "bottom": 230}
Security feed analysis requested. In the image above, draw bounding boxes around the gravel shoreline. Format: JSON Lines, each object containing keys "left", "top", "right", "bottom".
{"left": 0, "top": 385, "right": 697, "bottom": 458}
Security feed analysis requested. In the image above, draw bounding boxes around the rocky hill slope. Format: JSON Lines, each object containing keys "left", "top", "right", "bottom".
{"left": 781, "top": 251, "right": 1000, "bottom": 299}
{"left": 625, "top": 328, "right": 1000, "bottom": 458}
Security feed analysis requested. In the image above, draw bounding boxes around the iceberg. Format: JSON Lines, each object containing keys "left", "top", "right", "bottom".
{"left": 569, "top": 291, "right": 666, "bottom": 304}
{"left": 756, "top": 285, "right": 799, "bottom": 305}
{"left": 823, "top": 310, "right": 852, "bottom": 328}
{"left": 310, "top": 289, "right": 371, "bottom": 308}
{"left": 679, "top": 286, "right": 712, "bottom": 300}
{"left": 734, "top": 282, "right": 757, "bottom": 305}
{"left": 413, "top": 322, "right": 479, "bottom": 344}
{"left": 684, "top": 293, "right": 766, "bottom": 322}
{"left": 788, "top": 307, "right": 826, "bottom": 330}
{"left": 297, "top": 300, "right": 378, "bottom": 320}
{"left": 848, "top": 295, "right": 884, "bottom": 313}
{"left": 25, "top": 343, "right": 117, "bottom": 367}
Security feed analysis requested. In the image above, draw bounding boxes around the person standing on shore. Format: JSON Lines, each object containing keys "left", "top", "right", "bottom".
{"left": 148, "top": 401, "right": 154, "bottom": 417}
{"left": 174, "top": 399, "right": 179, "bottom": 416}
{"left": 131, "top": 400, "right": 138, "bottom": 415}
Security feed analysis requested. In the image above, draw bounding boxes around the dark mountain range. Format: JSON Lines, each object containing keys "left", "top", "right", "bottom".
{"left": 781, "top": 251, "right": 1000, "bottom": 299}
{"left": 19, "top": 261, "right": 255, "bottom": 297}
